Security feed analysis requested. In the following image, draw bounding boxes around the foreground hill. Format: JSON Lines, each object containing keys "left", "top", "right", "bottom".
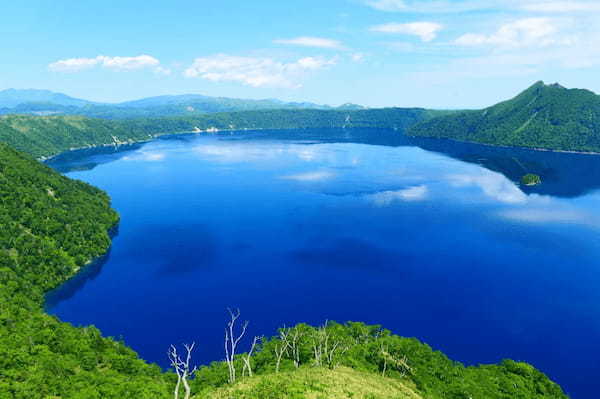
{"left": 0, "top": 108, "right": 435, "bottom": 158}
{"left": 202, "top": 367, "right": 423, "bottom": 399}
{"left": 0, "top": 139, "right": 568, "bottom": 398}
{"left": 410, "top": 81, "right": 600, "bottom": 153}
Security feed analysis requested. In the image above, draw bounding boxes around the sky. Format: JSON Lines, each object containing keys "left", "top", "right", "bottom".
{"left": 2, "top": 0, "right": 600, "bottom": 109}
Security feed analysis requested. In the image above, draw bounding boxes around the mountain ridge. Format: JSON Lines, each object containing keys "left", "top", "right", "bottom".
{"left": 0, "top": 89, "right": 367, "bottom": 119}
{"left": 409, "top": 81, "right": 600, "bottom": 153}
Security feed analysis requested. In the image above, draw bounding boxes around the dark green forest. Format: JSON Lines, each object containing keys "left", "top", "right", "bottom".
{"left": 0, "top": 142, "right": 172, "bottom": 398}
{"left": 409, "top": 81, "right": 600, "bottom": 153}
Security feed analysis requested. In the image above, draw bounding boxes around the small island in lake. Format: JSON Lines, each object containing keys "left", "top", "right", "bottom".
{"left": 521, "top": 173, "right": 542, "bottom": 186}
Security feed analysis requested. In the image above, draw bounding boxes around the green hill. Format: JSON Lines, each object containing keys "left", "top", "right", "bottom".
{"left": 409, "top": 81, "right": 600, "bottom": 153}
{"left": 201, "top": 366, "right": 423, "bottom": 399}
{"left": 0, "top": 108, "right": 435, "bottom": 159}
{"left": 0, "top": 142, "right": 171, "bottom": 398}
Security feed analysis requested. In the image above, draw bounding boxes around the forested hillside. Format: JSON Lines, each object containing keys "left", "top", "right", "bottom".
{"left": 0, "top": 115, "right": 153, "bottom": 159}
{"left": 0, "top": 108, "right": 437, "bottom": 159}
{"left": 409, "top": 81, "right": 600, "bottom": 153}
{"left": 0, "top": 142, "right": 172, "bottom": 397}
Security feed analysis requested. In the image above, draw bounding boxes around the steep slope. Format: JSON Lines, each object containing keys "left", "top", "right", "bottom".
{"left": 409, "top": 81, "right": 600, "bottom": 152}
{"left": 0, "top": 142, "right": 171, "bottom": 397}
{"left": 0, "top": 114, "right": 154, "bottom": 158}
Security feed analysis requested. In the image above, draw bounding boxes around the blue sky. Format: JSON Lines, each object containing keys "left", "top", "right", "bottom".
{"left": 2, "top": 0, "right": 600, "bottom": 108}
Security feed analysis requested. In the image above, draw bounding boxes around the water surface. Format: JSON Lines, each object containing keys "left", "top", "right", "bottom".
{"left": 46, "top": 129, "right": 600, "bottom": 398}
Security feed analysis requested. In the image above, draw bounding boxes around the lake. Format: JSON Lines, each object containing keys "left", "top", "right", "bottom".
{"left": 46, "top": 129, "right": 600, "bottom": 398}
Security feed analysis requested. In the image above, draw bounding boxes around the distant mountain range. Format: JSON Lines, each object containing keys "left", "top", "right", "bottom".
{"left": 0, "top": 89, "right": 366, "bottom": 119}
{"left": 409, "top": 81, "right": 600, "bottom": 153}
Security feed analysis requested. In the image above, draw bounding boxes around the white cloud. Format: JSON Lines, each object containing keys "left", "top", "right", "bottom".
{"left": 364, "top": 0, "right": 510, "bottom": 13}
{"left": 366, "top": 185, "right": 429, "bottom": 206}
{"left": 370, "top": 22, "right": 443, "bottom": 42}
{"left": 351, "top": 53, "right": 366, "bottom": 62}
{"left": 455, "top": 18, "right": 574, "bottom": 49}
{"left": 281, "top": 171, "right": 335, "bottom": 182}
{"left": 521, "top": 1, "right": 600, "bottom": 12}
{"left": 153, "top": 66, "right": 172, "bottom": 76}
{"left": 365, "top": 0, "right": 407, "bottom": 12}
{"left": 49, "top": 55, "right": 162, "bottom": 73}
{"left": 365, "top": 0, "right": 600, "bottom": 13}
{"left": 184, "top": 54, "right": 336, "bottom": 89}
{"left": 274, "top": 36, "right": 346, "bottom": 50}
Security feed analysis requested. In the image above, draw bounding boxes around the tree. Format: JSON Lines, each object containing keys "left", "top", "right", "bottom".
{"left": 168, "top": 343, "right": 197, "bottom": 399}
{"left": 242, "top": 336, "right": 262, "bottom": 377}
{"left": 224, "top": 308, "right": 248, "bottom": 384}
{"left": 280, "top": 325, "right": 305, "bottom": 369}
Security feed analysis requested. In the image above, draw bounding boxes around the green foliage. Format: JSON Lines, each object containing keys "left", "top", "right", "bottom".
{"left": 0, "top": 108, "right": 437, "bottom": 159}
{"left": 0, "top": 114, "right": 154, "bottom": 159}
{"left": 410, "top": 81, "right": 600, "bottom": 153}
{"left": 0, "top": 143, "right": 171, "bottom": 398}
{"left": 521, "top": 174, "right": 542, "bottom": 186}
{"left": 194, "top": 321, "right": 567, "bottom": 399}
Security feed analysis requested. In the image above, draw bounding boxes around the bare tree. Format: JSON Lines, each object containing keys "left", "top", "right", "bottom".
{"left": 380, "top": 342, "right": 388, "bottom": 377}
{"left": 274, "top": 334, "right": 289, "bottom": 373}
{"left": 168, "top": 343, "right": 198, "bottom": 399}
{"left": 224, "top": 308, "right": 248, "bottom": 384}
{"left": 280, "top": 326, "right": 305, "bottom": 368}
{"left": 242, "top": 336, "right": 262, "bottom": 377}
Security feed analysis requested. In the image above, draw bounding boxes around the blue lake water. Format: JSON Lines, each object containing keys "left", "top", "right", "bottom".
{"left": 46, "top": 129, "right": 600, "bottom": 398}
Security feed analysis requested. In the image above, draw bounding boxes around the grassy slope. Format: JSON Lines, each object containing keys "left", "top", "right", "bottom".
{"left": 200, "top": 367, "right": 422, "bottom": 399}
{"left": 409, "top": 81, "right": 600, "bottom": 152}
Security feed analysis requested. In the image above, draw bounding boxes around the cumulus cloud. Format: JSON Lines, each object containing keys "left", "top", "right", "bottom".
{"left": 281, "top": 171, "right": 335, "bottom": 182}
{"left": 184, "top": 54, "right": 336, "bottom": 88}
{"left": 366, "top": 185, "right": 429, "bottom": 206}
{"left": 455, "top": 18, "right": 574, "bottom": 49}
{"left": 49, "top": 55, "right": 163, "bottom": 73}
{"left": 370, "top": 22, "right": 443, "bottom": 42}
{"left": 274, "top": 36, "right": 346, "bottom": 50}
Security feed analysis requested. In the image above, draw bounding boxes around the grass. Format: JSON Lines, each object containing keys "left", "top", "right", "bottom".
{"left": 198, "top": 367, "right": 423, "bottom": 399}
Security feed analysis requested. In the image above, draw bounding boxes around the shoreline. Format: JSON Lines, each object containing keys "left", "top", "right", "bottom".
{"left": 38, "top": 126, "right": 600, "bottom": 163}
{"left": 408, "top": 134, "right": 600, "bottom": 156}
